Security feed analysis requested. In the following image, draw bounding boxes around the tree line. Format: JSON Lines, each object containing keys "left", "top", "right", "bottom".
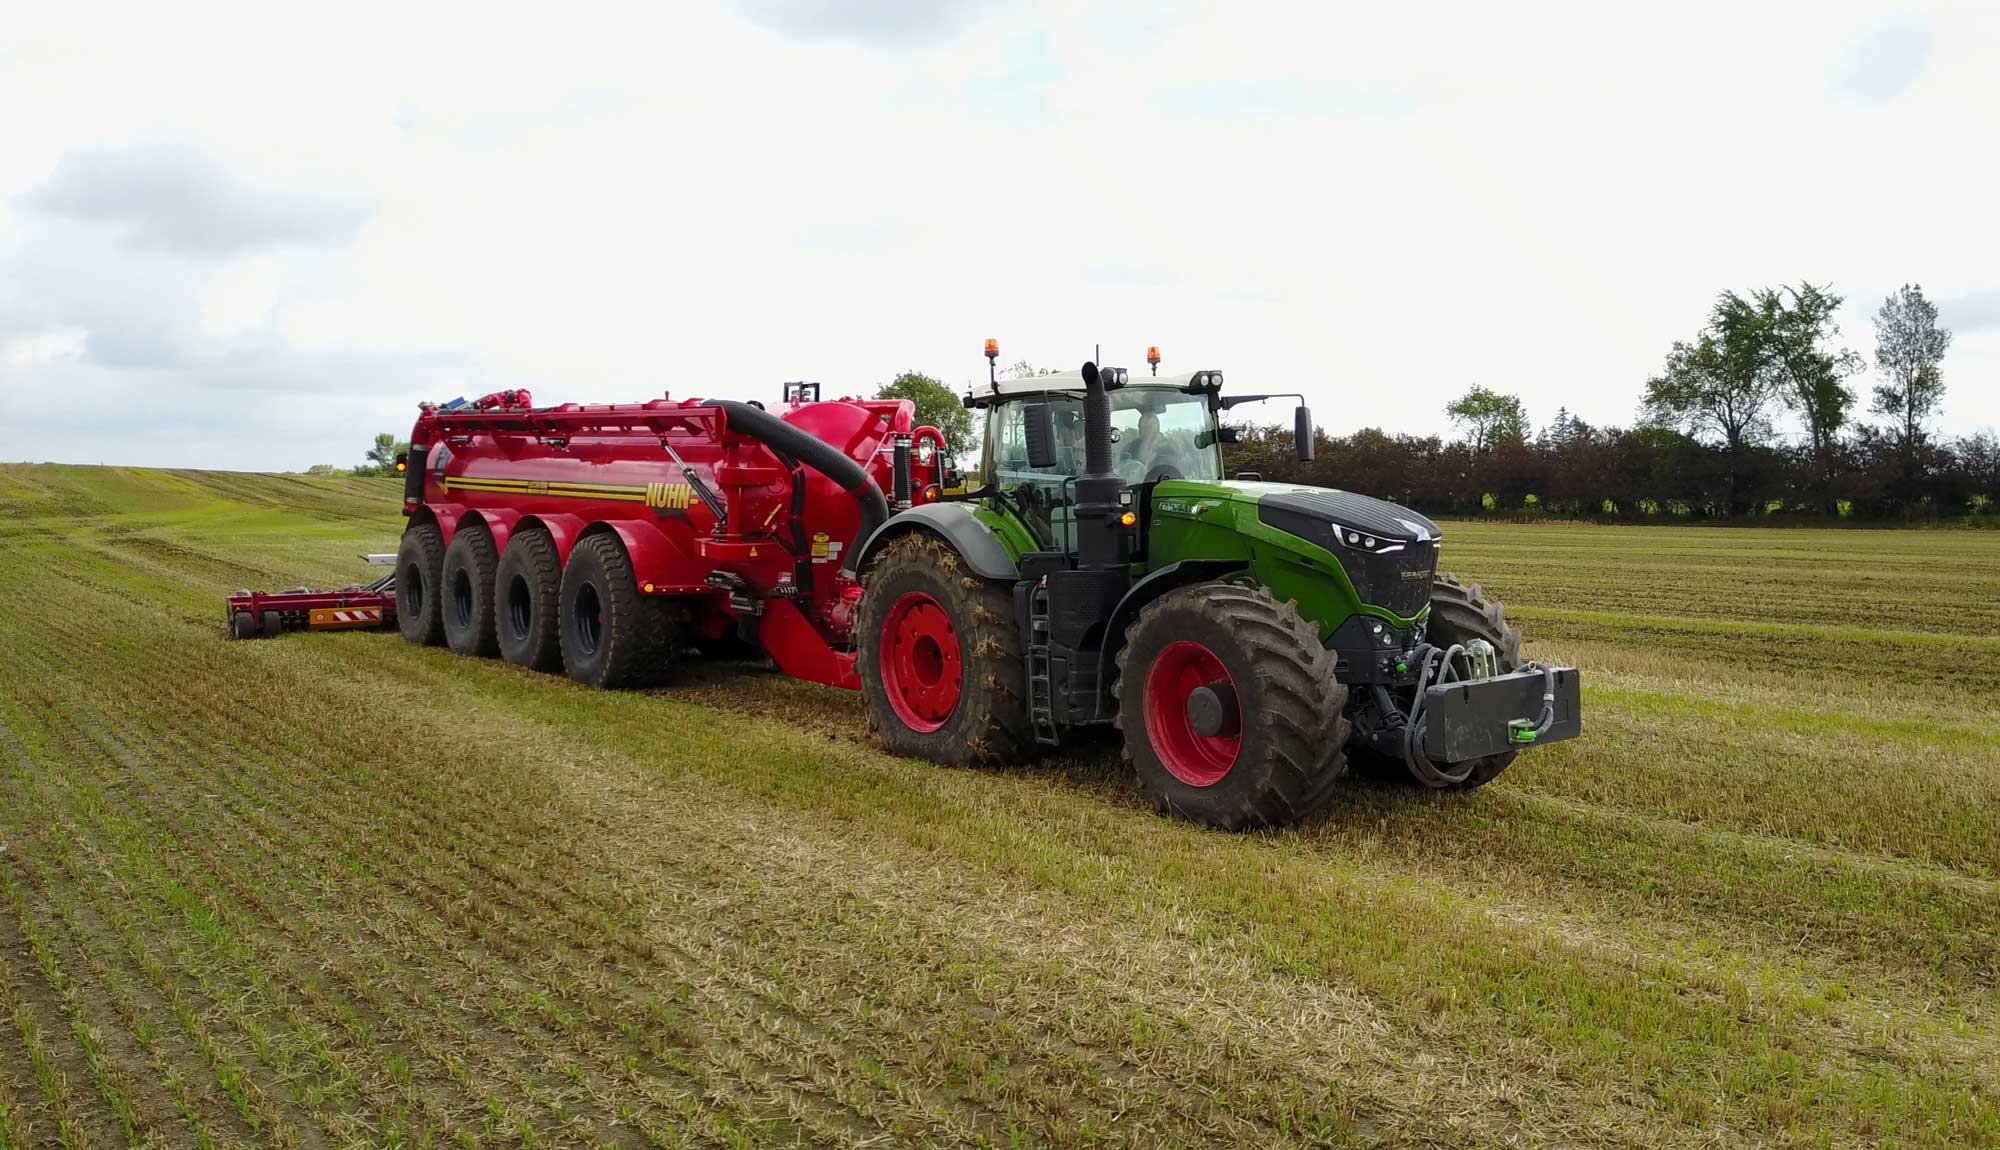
{"left": 1227, "top": 283, "right": 1996, "bottom": 521}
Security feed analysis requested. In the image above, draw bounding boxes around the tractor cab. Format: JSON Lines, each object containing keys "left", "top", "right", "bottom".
{"left": 974, "top": 372, "right": 1232, "bottom": 549}
{"left": 967, "top": 367, "right": 1314, "bottom": 552}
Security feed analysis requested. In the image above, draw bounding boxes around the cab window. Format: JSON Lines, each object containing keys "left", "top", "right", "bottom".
{"left": 986, "top": 398, "right": 1083, "bottom": 549}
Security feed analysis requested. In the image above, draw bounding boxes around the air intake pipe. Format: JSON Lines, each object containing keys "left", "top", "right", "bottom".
{"left": 1073, "top": 362, "right": 1129, "bottom": 570}
{"left": 700, "top": 399, "right": 890, "bottom": 574}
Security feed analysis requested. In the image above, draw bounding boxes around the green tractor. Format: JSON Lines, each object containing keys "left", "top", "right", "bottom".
{"left": 851, "top": 350, "right": 1579, "bottom": 829}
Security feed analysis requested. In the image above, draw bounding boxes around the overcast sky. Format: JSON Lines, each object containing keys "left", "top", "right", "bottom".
{"left": 2, "top": 1, "right": 1995, "bottom": 471}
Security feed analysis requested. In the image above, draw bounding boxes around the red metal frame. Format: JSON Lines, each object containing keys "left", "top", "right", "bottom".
{"left": 225, "top": 587, "right": 397, "bottom": 635}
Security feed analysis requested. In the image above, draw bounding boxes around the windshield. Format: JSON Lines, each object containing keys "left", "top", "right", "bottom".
{"left": 1108, "top": 389, "right": 1222, "bottom": 483}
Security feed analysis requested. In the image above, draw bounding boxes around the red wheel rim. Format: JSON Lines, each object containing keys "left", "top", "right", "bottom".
{"left": 879, "top": 592, "right": 963, "bottom": 733}
{"left": 1143, "top": 640, "right": 1241, "bottom": 787}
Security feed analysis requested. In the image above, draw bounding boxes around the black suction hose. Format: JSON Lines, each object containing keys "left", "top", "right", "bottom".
{"left": 701, "top": 399, "right": 890, "bottom": 574}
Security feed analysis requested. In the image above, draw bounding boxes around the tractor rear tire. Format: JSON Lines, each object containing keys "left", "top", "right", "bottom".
{"left": 495, "top": 527, "right": 564, "bottom": 672}
{"left": 397, "top": 521, "right": 447, "bottom": 646}
{"left": 558, "top": 533, "right": 678, "bottom": 689}
{"left": 857, "top": 534, "right": 1035, "bottom": 766}
{"left": 442, "top": 524, "right": 501, "bottom": 658}
{"left": 1116, "top": 583, "right": 1350, "bottom": 831}
{"left": 1350, "top": 573, "right": 1525, "bottom": 790}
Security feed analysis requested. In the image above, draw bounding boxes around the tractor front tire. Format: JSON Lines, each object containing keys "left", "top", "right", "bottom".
{"left": 1350, "top": 573, "right": 1525, "bottom": 790}
{"left": 857, "top": 534, "right": 1035, "bottom": 766}
{"left": 442, "top": 524, "right": 501, "bottom": 658}
{"left": 396, "top": 522, "right": 446, "bottom": 646}
{"left": 558, "top": 533, "right": 678, "bottom": 689}
{"left": 495, "top": 527, "right": 564, "bottom": 672}
{"left": 1117, "top": 583, "right": 1350, "bottom": 831}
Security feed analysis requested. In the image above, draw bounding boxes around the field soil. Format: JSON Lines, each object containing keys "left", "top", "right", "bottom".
{"left": 0, "top": 462, "right": 1996, "bottom": 1149}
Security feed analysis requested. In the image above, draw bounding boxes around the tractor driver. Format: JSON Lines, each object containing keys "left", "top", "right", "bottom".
{"left": 1119, "top": 408, "right": 1185, "bottom": 482}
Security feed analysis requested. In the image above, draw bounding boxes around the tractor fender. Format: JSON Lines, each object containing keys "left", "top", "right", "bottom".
{"left": 1096, "top": 560, "right": 1249, "bottom": 706}
{"left": 852, "top": 503, "right": 1018, "bottom": 581}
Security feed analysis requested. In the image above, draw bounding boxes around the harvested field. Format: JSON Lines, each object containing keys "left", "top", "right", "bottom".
{"left": 0, "top": 461, "right": 1996, "bottom": 1149}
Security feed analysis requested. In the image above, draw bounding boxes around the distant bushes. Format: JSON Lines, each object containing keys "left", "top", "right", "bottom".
{"left": 1223, "top": 422, "right": 2000, "bottom": 523}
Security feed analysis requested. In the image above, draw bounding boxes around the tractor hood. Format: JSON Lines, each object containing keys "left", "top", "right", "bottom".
{"left": 1152, "top": 481, "right": 1441, "bottom": 619}
{"left": 1231, "top": 483, "right": 1440, "bottom": 544}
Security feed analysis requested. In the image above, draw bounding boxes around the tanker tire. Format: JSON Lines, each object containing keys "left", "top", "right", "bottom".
{"left": 441, "top": 523, "right": 501, "bottom": 658}
{"left": 261, "top": 610, "right": 283, "bottom": 638}
{"left": 1349, "top": 572, "right": 1525, "bottom": 790}
{"left": 1116, "top": 583, "right": 1350, "bottom": 831}
{"left": 396, "top": 521, "right": 447, "bottom": 646}
{"left": 857, "top": 533, "right": 1034, "bottom": 766}
{"left": 230, "top": 610, "right": 256, "bottom": 640}
{"left": 495, "top": 527, "right": 564, "bottom": 672}
{"left": 559, "top": 533, "right": 678, "bottom": 689}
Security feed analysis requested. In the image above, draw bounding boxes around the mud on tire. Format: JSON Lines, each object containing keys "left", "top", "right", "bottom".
{"left": 856, "top": 534, "right": 1035, "bottom": 766}
{"left": 1116, "top": 582, "right": 1350, "bottom": 831}
{"left": 396, "top": 521, "right": 446, "bottom": 647}
{"left": 558, "top": 533, "right": 680, "bottom": 689}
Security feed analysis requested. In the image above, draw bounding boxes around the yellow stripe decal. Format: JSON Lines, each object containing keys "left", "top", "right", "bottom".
{"left": 445, "top": 478, "right": 644, "bottom": 495}
{"left": 442, "top": 475, "right": 684, "bottom": 508}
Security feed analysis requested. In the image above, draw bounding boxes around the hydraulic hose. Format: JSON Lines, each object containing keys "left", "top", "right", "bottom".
{"left": 1399, "top": 644, "right": 1557, "bottom": 788}
{"left": 1402, "top": 644, "right": 1478, "bottom": 787}
{"left": 700, "top": 399, "right": 890, "bottom": 574}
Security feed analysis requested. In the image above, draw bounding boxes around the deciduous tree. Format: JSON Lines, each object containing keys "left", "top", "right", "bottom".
{"left": 1871, "top": 283, "right": 1952, "bottom": 480}
{"left": 877, "top": 370, "right": 975, "bottom": 460}
{"left": 1445, "top": 386, "right": 1529, "bottom": 453}
{"left": 1752, "top": 283, "right": 1860, "bottom": 514}
{"left": 1641, "top": 320, "right": 1781, "bottom": 516}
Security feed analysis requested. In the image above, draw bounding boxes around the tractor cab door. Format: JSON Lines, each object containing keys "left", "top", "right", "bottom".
{"left": 987, "top": 397, "right": 1084, "bottom": 551}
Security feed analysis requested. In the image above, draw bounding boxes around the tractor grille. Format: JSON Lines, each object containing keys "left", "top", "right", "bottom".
{"left": 1335, "top": 538, "right": 1436, "bottom": 617}
{"left": 1256, "top": 490, "right": 1440, "bottom": 619}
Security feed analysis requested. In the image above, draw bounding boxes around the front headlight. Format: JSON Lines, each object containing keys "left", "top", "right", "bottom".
{"left": 1337, "top": 525, "right": 1403, "bottom": 555}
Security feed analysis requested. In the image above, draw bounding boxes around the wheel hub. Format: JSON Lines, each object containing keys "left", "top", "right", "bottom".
{"left": 880, "top": 592, "right": 963, "bottom": 733}
{"left": 1185, "top": 681, "right": 1239, "bottom": 738}
{"left": 1144, "top": 640, "right": 1242, "bottom": 787}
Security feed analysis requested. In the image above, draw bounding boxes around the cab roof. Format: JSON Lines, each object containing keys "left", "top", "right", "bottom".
{"left": 970, "top": 369, "right": 1217, "bottom": 401}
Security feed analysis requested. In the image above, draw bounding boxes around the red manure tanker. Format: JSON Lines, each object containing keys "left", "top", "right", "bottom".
{"left": 231, "top": 382, "right": 950, "bottom": 692}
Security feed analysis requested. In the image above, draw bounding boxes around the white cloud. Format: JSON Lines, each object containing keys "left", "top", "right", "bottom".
{"left": 1, "top": 0, "right": 1995, "bottom": 472}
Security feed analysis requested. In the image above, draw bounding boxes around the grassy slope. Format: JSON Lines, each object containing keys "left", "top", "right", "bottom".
{"left": 0, "top": 461, "right": 1995, "bottom": 1150}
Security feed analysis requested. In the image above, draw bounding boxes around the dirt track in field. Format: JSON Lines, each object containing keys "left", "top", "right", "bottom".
{"left": 1, "top": 462, "right": 1997, "bottom": 1149}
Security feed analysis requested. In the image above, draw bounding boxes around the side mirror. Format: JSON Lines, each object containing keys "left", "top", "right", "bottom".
{"left": 1024, "top": 402, "right": 1057, "bottom": 470}
{"left": 1295, "top": 406, "right": 1315, "bottom": 463}
{"left": 1218, "top": 425, "right": 1240, "bottom": 445}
